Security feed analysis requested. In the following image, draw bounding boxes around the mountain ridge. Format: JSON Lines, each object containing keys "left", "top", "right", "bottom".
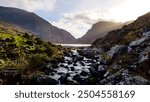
{"left": 0, "top": 6, "right": 77, "bottom": 44}
{"left": 78, "top": 21, "right": 132, "bottom": 44}
{"left": 93, "top": 12, "right": 150, "bottom": 48}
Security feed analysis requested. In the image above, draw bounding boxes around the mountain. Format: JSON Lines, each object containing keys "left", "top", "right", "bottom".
{"left": 1, "top": 11, "right": 150, "bottom": 85}
{"left": 0, "top": 21, "right": 65, "bottom": 84}
{"left": 0, "top": 6, "right": 76, "bottom": 44}
{"left": 93, "top": 12, "right": 150, "bottom": 48}
{"left": 78, "top": 21, "right": 132, "bottom": 44}
{"left": 90, "top": 12, "right": 150, "bottom": 84}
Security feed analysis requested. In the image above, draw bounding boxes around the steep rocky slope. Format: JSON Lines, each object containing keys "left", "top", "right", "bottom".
{"left": 93, "top": 12, "right": 150, "bottom": 48}
{"left": 88, "top": 12, "right": 150, "bottom": 84}
{"left": 0, "top": 6, "right": 76, "bottom": 44}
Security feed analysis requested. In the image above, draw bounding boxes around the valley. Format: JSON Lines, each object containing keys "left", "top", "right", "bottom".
{"left": 0, "top": 6, "right": 150, "bottom": 85}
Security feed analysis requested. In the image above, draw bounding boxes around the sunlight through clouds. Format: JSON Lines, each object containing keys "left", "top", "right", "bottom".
{"left": 1, "top": 0, "right": 150, "bottom": 38}
{"left": 0, "top": 0, "right": 56, "bottom": 11}
{"left": 52, "top": 0, "right": 150, "bottom": 38}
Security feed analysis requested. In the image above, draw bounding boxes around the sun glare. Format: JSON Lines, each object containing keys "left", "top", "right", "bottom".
{"left": 109, "top": 0, "right": 150, "bottom": 22}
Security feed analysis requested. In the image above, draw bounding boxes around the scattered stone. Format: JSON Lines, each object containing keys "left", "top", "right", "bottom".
{"left": 130, "top": 65, "right": 137, "bottom": 71}
{"left": 57, "top": 68, "right": 68, "bottom": 74}
{"left": 133, "top": 76, "right": 150, "bottom": 85}
{"left": 103, "top": 71, "right": 109, "bottom": 77}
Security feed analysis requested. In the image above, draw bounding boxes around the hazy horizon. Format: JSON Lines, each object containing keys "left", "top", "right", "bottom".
{"left": 1, "top": 0, "right": 150, "bottom": 38}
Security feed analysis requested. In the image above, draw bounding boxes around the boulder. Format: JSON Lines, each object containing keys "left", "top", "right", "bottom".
{"left": 73, "top": 74, "right": 81, "bottom": 81}
{"left": 129, "top": 37, "right": 148, "bottom": 48}
{"left": 70, "top": 67, "right": 75, "bottom": 71}
{"left": 107, "top": 45, "right": 127, "bottom": 58}
{"left": 142, "top": 31, "right": 150, "bottom": 37}
{"left": 59, "top": 75, "right": 68, "bottom": 84}
{"left": 76, "top": 55, "right": 84, "bottom": 61}
{"left": 77, "top": 48, "right": 101, "bottom": 58}
{"left": 36, "top": 75, "right": 59, "bottom": 85}
{"left": 80, "top": 70, "right": 89, "bottom": 76}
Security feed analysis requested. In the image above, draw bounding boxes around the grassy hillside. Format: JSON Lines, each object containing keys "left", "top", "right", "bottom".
{"left": 0, "top": 24, "right": 63, "bottom": 84}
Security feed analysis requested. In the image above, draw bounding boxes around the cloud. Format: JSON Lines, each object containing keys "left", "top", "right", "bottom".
{"left": 52, "top": 0, "right": 150, "bottom": 39}
{"left": 63, "top": 11, "right": 107, "bottom": 25}
{"left": 52, "top": 11, "right": 112, "bottom": 38}
{"left": 52, "top": 18, "right": 90, "bottom": 39}
{"left": 0, "top": 0, "right": 56, "bottom": 11}
{"left": 107, "top": 0, "right": 150, "bottom": 22}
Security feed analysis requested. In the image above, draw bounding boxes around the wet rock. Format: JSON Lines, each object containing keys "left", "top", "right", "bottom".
{"left": 49, "top": 74, "right": 61, "bottom": 80}
{"left": 89, "top": 67, "right": 97, "bottom": 75}
{"left": 82, "top": 68, "right": 90, "bottom": 73}
{"left": 139, "top": 55, "right": 149, "bottom": 63}
{"left": 91, "top": 63, "right": 99, "bottom": 69}
{"left": 57, "top": 68, "right": 68, "bottom": 74}
{"left": 67, "top": 60, "right": 73, "bottom": 65}
{"left": 76, "top": 55, "right": 84, "bottom": 61}
{"left": 112, "top": 64, "right": 121, "bottom": 70}
{"left": 73, "top": 74, "right": 81, "bottom": 81}
{"left": 0, "top": 79, "right": 3, "bottom": 85}
{"left": 133, "top": 76, "right": 150, "bottom": 85}
{"left": 107, "top": 45, "right": 127, "bottom": 58}
{"left": 64, "top": 65, "right": 69, "bottom": 69}
{"left": 66, "top": 77, "right": 78, "bottom": 84}
{"left": 73, "top": 63, "right": 78, "bottom": 66}
{"left": 80, "top": 70, "right": 89, "bottom": 76}
{"left": 98, "top": 65, "right": 106, "bottom": 72}
{"left": 60, "top": 64, "right": 65, "bottom": 67}
{"left": 71, "top": 50, "right": 79, "bottom": 56}
{"left": 128, "top": 37, "right": 149, "bottom": 52}
{"left": 64, "top": 52, "right": 72, "bottom": 57}
{"left": 129, "top": 65, "right": 137, "bottom": 71}
{"left": 77, "top": 48, "right": 101, "bottom": 58}
{"left": 70, "top": 67, "right": 75, "bottom": 71}
{"left": 138, "top": 46, "right": 150, "bottom": 63}
{"left": 52, "top": 64, "right": 59, "bottom": 68}
{"left": 79, "top": 61, "right": 85, "bottom": 66}
{"left": 142, "top": 31, "right": 150, "bottom": 37}
{"left": 36, "top": 75, "right": 59, "bottom": 85}
{"left": 50, "top": 72, "right": 55, "bottom": 76}
{"left": 103, "top": 71, "right": 109, "bottom": 77}
{"left": 99, "top": 69, "right": 125, "bottom": 85}
{"left": 59, "top": 75, "right": 68, "bottom": 84}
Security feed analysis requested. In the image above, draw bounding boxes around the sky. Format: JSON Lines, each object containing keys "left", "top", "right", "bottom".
{"left": 0, "top": 0, "right": 150, "bottom": 38}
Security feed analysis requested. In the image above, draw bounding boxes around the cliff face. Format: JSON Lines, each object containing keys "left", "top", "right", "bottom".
{"left": 0, "top": 6, "right": 76, "bottom": 44}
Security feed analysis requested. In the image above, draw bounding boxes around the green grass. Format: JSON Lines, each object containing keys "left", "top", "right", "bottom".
{"left": 0, "top": 25, "right": 63, "bottom": 75}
